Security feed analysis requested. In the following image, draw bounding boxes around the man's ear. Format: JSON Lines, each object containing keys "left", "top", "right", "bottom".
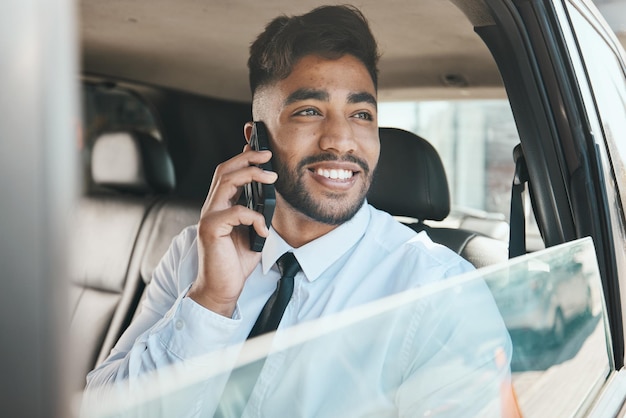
{"left": 243, "top": 122, "right": 254, "bottom": 144}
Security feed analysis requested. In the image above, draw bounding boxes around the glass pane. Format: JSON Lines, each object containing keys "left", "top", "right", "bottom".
{"left": 379, "top": 101, "right": 519, "bottom": 221}
{"left": 489, "top": 238, "right": 610, "bottom": 416}
{"left": 80, "top": 238, "right": 609, "bottom": 417}
{"left": 565, "top": 3, "right": 626, "bottom": 311}
{"left": 568, "top": 6, "right": 626, "bottom": 227}
{"left": 379, "top": 101, "right": 544, "bottom": 249}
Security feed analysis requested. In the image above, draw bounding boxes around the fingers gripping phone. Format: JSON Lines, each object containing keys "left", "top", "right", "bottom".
{"left": 245, "top": 121, "right": 276, "bottom": 252}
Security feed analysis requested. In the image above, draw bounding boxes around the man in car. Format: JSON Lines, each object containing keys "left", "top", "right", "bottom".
{"left": 84, "top": 5, "right": 512, "bottom": 417}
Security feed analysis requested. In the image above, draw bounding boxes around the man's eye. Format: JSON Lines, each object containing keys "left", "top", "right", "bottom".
{"left": 296, "top": 108, "right": 320, "bottom": 116}
{"left": 353, "top": 112, "right": 373, "bottom": 121}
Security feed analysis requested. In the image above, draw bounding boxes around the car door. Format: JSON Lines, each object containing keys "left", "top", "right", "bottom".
{"left": 458, "top": 0, "right": 626, "bottom": 413}
{"left": 457, "top": 0, "right": 624, "bottom": 359}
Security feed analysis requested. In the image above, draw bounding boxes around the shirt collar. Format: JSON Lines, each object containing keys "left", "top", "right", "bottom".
{"left": 261, "top": 202, "right": 371, "bottom": 282}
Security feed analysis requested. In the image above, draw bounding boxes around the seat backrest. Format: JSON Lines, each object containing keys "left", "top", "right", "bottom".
{"left": 114, "top": 198, "right": 201, "bottom": 331}
{"left": 68, "top": 130, "right": 175, "bottom": 390}
{"left": 91, "top": 197, "right": 202, "bottom": 366}
{"left": 137, "top": 200, "right": 201, "bottom": 289}
{"left": 368, "top": 128, "right": 450, "bottom": 222}
{"left": 368, "top": 127, "right": 508, "bottom": 268}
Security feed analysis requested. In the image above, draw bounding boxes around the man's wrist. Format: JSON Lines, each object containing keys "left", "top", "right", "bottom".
{"left": 186, "top": 286, "right": 238, "bottom": 318}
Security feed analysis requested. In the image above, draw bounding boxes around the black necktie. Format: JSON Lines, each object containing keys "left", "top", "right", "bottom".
{"left": 248, "top": 252, "right": 300, "bottom": 339}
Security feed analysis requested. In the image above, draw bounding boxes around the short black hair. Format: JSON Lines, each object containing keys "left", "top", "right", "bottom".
{"left": 248, "top": 5, "right": 380, "bottom": 97}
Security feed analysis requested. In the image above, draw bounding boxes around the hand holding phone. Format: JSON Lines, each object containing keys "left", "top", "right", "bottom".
{"left": 188, "top": 122, "right": 277, "bottom": 316}
{"left": 244, "top": 122, "right": 276, "bottom": 252}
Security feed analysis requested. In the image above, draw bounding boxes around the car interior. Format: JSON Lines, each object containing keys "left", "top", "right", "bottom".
{"left": 68, "top": 0, "right": 626, "bottom": 414}
{"left": 71, "top": 88, "right": 514, "bottom": 390}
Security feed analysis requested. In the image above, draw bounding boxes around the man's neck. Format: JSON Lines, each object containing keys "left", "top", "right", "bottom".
{"left": 271, "top": 205, "right": 340, "bottom": 249}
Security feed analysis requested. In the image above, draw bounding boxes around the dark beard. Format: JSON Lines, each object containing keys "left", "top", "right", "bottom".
{"left": 273, "top": 152, "right": 372, "bottom": 225}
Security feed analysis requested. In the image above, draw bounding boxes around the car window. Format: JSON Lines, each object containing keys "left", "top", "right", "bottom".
{"left": 489, "top": 238, "right": 610, "bottom": 416}
{"left": 379, "top": 101, "right": 516, "bottom": 220}
{"left": 567, "top": 6, "right": 626, "bottom": 204}
{"left": 80, "top": 238, "right": 609, "bottom": 417}
{"left": 567, "top": 2, "right": 626, "bottom": 248}
{"left": 379, "top": 100, "right": 543, "bottom": 249}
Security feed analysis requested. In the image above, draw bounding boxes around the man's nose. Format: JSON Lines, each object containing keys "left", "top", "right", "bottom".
{"left": 318, "top": 115, "right": 357, "bottom": 154}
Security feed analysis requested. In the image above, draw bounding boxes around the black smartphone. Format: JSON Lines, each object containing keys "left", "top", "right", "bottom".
{"left": 245, "top": 121, "right": 276, "bottom": 252}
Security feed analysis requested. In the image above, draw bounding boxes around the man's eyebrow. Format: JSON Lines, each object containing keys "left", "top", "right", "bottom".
{"left": 283, "top": 88, "right": 329, "bottom": 106}
{"left": 348, "top": 92, "right": 377, "bottom": 108}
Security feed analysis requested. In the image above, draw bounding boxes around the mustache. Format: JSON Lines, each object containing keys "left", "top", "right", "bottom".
{"left": 296, "top": 153, "right": 370, "bottom": 175}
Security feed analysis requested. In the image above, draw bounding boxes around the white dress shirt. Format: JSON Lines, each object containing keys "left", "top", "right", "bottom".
{"left": 84, "top": 202, "right": 511, "bottom": 417}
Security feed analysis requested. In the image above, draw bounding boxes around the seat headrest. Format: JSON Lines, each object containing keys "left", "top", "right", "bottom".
{"left": 368, "top": 127, "right": 450, "bottom": 221}
{"left": 91, "top": 131, "right": 176, "bottom": 194}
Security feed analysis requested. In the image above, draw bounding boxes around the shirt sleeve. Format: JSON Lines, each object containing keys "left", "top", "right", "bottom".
{"left": 82, "top": 226, "right": 244, "bottom": 415}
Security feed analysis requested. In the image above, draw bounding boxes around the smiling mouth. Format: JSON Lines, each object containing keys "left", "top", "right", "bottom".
{"left": 314, "top": 168, "right": 355, "bottom": 180}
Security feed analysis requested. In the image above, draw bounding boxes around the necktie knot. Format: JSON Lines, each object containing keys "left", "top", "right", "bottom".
{"left": 277, "top": 252, "right": 300, "bottom": 278}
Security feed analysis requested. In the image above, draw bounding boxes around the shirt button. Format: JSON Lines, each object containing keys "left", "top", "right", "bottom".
{"left": 175, "top": 319, "right": 184, "bottom": 330}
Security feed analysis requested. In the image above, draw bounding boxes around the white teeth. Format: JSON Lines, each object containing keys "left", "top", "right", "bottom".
{"left": 316, "top": 168, "right": 353, "bottom": 180}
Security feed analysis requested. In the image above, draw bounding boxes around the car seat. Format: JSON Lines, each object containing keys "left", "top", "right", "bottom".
{"left": 68, "top": 130, "right": 175, "bottom": 390}
{"left": 368, "top": 127, "right": 508, "bottom": 268}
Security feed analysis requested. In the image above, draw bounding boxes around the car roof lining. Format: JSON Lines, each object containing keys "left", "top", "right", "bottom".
{"left": 81, "top": 0, "right": 502, "bottom": 102}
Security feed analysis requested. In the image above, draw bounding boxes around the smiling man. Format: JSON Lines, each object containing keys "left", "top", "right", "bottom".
{"left": 263, "top": 58, "right": 378, "bottom": 230}
{"left": 84, "top": 5, "right": 511, "bottom": 417}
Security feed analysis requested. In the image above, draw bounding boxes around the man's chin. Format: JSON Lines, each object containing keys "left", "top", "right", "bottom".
{"left": 296, "top": 198, "right": 365, "bottom": 226}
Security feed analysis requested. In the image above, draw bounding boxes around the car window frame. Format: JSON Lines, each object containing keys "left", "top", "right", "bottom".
{"left": 472, "top": 0, "right": 625, "bottom": 367}
{"left": 556, "top": 0, "right": 626, "bottom": 369}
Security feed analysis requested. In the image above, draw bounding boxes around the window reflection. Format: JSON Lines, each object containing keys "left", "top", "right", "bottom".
{"left": 79, "top": 238, "right": 608, "bottom": 418}
{"left": 485, "top": 239, "right": 609, "bottom": 416}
